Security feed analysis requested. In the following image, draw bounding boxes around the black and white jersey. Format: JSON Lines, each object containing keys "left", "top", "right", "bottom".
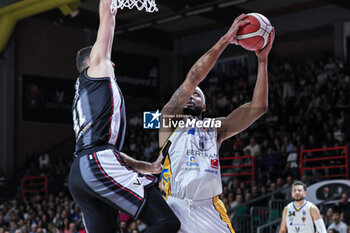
{"left": 72, "top": 68, "right": 126, "bottom": 153}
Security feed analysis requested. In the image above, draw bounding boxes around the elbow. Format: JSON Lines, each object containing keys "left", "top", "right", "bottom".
{"left": 255, "top": 104, "right": 268, "bottom": 117}
{"left": 256, "top": 102, "right": 269, "bottom": 116}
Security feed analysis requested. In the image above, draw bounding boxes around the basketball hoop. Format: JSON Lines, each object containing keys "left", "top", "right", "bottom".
{"left": 110, "top": 0, "right": 158, "bottom": 13}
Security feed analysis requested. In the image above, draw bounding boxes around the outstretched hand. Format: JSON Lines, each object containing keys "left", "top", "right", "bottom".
{"left": 226, "top": 13, "right": 250, "bottom": 45}
{"left": 256, "top": 27, "right": 275, "bottom": 60}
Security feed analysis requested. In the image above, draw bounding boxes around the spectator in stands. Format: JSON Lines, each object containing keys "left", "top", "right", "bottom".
{"left": 228, "top": 192, "right": 235, "bottom": 209}
{"left": 251, "top": 185, "right": 259, "bottom": 199}
{"left": 282, "top": 136, "right": 294, "bottom": 154}
{"left": 328, "top": 210, "right": 348, "bottom": 233}
{"left": 70, "top": 204, "right": 81, "bottom": 222}
{"left": 244, "top": 192, "right": 252, "bottom": 202}
{"left": 270, "top": 182, "right": 284, "bottom": 199}
{"left": 333, "top": 125, "right": 342, "bottom": 142}
{"left": 119, "top": 221, "right": 128, "bottom": 233}
{"left": 38, "top": 153, "right": 49, "bottom": 170}
{"left": 281, "top": 175, "right": 293, "bottom": 199}
{"left": 30, "top": 223, "right": 38, "bottom": 233}
{"left": 69, "top": 222, "right": 78, "bottom": 233}
{"left": 228, "top": 178, "right": 240, "bottom": 193}
{"left": 78, "top": 221, "right": 86, "bottom": 233}
{"left": 260, "top": 186, "right": 267, "bottom": 195}
{"left": 324, "top": 207, "right": 334, "bottom": 228}
{"left": 336, "top": 193, "right": 350, "bottom": 224}
{"left": 243, "top": 138, "right": 261, "bottom": 156}
{"left": 337, "top": 193, "right": 350, "bottom": 213}
{"left": 276, "top": 177, "right": 284, "bottom": 189}
{"left": 234, "top": 194, "right": 248, "bottom": 215}
{"left": 284, "top": 145, "right": 299, "bottom": 178}
{"left": 233, "top": 134, "right": 245, "bottom": 151}
{"left": 321, "top": 187, "right": 331, "bottom": 200}
{"left": 231, "top": 194, "right": 243, "bottom": 209}
{"left": 340, "top": 212, "right": 345, "bottom": 223}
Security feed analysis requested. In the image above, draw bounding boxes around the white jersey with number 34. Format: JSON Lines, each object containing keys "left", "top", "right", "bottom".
{"left": 286, "top": 201, "right": 316, "bottom": 233}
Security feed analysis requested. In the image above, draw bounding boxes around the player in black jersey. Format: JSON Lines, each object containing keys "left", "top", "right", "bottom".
{"left": 68, "top": 1, "right": 180, "bottom": 233}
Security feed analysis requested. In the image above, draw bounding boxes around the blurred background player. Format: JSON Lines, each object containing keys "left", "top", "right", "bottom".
{"left": 279, "top": 181, "right": 327, "bottom": 233}
{"left": 158, "top": 14, "right": 274, "bottom": 233}
{"left": 68, "top": 0, "right": 180, "bottom": 232}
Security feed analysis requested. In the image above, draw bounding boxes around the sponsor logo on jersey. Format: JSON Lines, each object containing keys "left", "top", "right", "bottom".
{"left": 204, "top": 169, "right": 218, "bottom": 175}
{"left": 143, "top": 110, "right": 161, "bottom": 129}
{"left": 191, "top": 132, "right": 216, "bottom": 152}
{"left": 188, "top": 128, "right": 195, "bottom": 135}
{"left": 186, "top": 156, "right": 199, "bottom": 167}
{"left": 301, "top": 217, "right": 306, "bottom": 223}
{"left": 133, "top": 179, "right": 141, "bottom": 186}
{"left": 302, "top": 210, "right": 306, "bottom": 216}
{"left": 162, "top": 169, "right": 170, "bottom": 182}
{"left": 211, "top": 159, "right": 219, "bottom": 169}
{"left": 185, "top": 167, "right": 200, "bottom": 171}
{"left": 186, "top": 149, "right": 217, "bottom": 159}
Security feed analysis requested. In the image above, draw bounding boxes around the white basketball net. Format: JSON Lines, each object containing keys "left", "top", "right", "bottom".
{"left": 110, "top": 0, "right": 158, "bottom": 13}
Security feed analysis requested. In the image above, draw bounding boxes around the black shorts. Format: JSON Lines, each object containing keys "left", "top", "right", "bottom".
{"left": 68, "top": 145, "right": 157, "bottom": 231}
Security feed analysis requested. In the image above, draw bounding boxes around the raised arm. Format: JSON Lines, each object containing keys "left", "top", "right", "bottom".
{"left": 87, "top": 0, "right": 117, "bottom": 78}
{"left": 159, "top": 14, "right": 249, "bottom": 147}
{"left": 279, "top": 207, "right": 287, "bottom": 233}
{"left": 217, "top": 28, "right": 275, "bottom": 145}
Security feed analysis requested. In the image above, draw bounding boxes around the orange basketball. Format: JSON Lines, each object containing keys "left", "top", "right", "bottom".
{"left": 236, "top": 13, "right": 272, "bottom": 51}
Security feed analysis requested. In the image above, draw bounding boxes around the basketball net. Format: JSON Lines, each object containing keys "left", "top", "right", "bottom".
{"left": 110, "top": 0, "right": 158, "bottom": 13}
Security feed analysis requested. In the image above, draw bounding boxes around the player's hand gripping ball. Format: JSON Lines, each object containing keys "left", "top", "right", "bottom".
{"left": 236, "top": 13, "right": 272, "bottom": 51}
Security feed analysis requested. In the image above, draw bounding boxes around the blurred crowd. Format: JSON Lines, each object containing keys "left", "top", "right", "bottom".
{"left": 0, "top": 192, "right": 84, "bottom": 233}
{"left": 0, "top": 55, "right": 349, "bottom": 232}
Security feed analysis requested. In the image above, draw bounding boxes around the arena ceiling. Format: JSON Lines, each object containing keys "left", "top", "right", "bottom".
{"left": 2, "top": 0, "right": 350, "bottom": 50}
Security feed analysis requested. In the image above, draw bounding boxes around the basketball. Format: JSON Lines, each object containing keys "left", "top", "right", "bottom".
{"left": 236, "top": 13, "right": 273, "bottom": 51}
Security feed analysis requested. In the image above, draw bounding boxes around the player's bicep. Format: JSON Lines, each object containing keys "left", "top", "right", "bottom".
{"left": 90, "top": 21, "right": 115, "bottom": 64}
{"left": 217, "top": 103, "right": 263, "bottom": 143}
{"left": 310, "top": 205, "right": 322, "bottom": 221}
